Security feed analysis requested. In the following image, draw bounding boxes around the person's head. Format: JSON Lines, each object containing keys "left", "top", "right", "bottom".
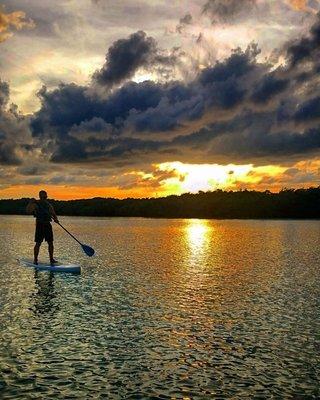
{"left": 39, "top": 190, "right": 47, "bottom": 200}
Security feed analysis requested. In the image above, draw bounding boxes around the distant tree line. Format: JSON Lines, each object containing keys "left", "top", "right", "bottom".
{"left": 1, "top": 188, "right": 320, "bottom": 219}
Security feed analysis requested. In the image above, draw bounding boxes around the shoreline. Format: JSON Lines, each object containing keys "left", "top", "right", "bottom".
{"left": 1, "top": 213, "right": 320, "bottom": 221}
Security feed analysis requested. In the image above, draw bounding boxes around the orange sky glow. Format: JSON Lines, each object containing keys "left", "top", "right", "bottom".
{"left": 1, "top": 160, "right": 318, "bottom": 200}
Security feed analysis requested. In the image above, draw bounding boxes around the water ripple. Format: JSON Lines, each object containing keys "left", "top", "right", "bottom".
{"left": 0, "top": 216, "right": 319, "bottom": 399}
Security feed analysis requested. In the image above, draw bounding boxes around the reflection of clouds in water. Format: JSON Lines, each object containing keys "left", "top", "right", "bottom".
{"left": 30, "top": 271, "right": 59, "bottom": 317}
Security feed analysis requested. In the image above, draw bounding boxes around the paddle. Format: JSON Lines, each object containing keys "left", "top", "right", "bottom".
{"left": 56, "top": 222, "right": 95, "bottom": 257}
{"left": 34, "top": 201, "right": 95, "bottom": 257}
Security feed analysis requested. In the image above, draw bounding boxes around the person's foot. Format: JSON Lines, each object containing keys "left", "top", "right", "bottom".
{"left": 50, "top": 259, "right": 58, "bottom": 265}
{"left": 33, "top": 260, "right": 38, "bottom": 265}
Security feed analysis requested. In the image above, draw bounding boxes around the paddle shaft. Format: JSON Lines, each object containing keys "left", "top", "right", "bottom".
{"left": 57, "top": 222, "right": 83, "bottom": 246}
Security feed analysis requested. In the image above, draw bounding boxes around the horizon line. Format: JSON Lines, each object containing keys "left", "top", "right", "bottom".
{"left": 1, "top": 186, "right": 320, "bottom": 202}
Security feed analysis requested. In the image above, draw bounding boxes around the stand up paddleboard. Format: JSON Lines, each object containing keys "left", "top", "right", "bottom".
{"left": 18, "top": 259, "right": 81, "bottom": 274}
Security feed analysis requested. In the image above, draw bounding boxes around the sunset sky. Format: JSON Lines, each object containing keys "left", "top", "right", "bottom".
{"left": 0, "top": 0, "right": 320, "bottom": 199}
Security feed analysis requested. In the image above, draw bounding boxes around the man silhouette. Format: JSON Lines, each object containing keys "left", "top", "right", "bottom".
{"left": 26, "top": 190, "right": 59, "bottom": 265}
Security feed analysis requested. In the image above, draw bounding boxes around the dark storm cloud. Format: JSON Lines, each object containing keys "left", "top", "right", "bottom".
{"left": 294, "top": 96, "right": 320, "bottom": 122}
{"left": 202, "top": 0, "right": 257, "bottom": 23}
{"left": 199, "top": 43, "right": 260, "bottom": 84}
{"left": 69, "top": 118, "right": 114, "bottom": 141}
{"left": 28, "top": 46, "right": 280, "bottom": 163}
{"left": 51, "top": 45, "right": 257, "bottom": 135}
{"left": 93, "top": 30, "right": 180, "bottom": 87}
{"left": 0, "top": 142, "right": 21, "bottom": 165}
{"left": 29, "top": 16, "right": 320, "bottom": 166}
{"left": 31, "top": 84, "right": 100, "bottom": 138}
{"left": 31, "top": 81, "right": 166, "bottom": 138}
{"left": 250, "top": 74, "right": 290, "bottom": 104}
{"left": 0, "top": 81, "right": 9, "bottom": 108}
{"left": 0, "top": 80, "right": 31, "bottom": 165}
{"left": 0, "top": 80, "right": 20, "bottom": 165}
{"left": 49, "top": 138, "right": 88, "bottom": 163}
{"left": 50, "top": 136, "right": 164, "bottom": 164}
{"left": 234, "top": 126, "right": 320, "bottom": 158}
{"left": 93, "top": 31, "right": 157, "bottom": 87}
{"left": 173, "top": 110, "right": 320, "bottom": 161}
{"left": 286, "top": 13, "right": 320, "bottom": 67}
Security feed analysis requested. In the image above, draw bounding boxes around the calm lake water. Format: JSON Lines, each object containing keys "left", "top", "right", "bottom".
{"left": 0, "top": 215, "right": 319, "bottom": 399}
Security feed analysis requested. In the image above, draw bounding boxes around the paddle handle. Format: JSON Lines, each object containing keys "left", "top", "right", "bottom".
{"left": 57, "top": 222, "right": 83, "bottom": 246}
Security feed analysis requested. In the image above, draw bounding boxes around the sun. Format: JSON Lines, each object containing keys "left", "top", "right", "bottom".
{"left": 157, "top": 162, "right": 252, "bottom": 193}
{"left": 153, "top": 161, "right": 287, "bottom": 195}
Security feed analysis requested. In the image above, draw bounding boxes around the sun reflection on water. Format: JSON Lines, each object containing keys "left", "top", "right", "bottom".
{"left": 184, "top": 219, "right": 213, "bottom": 269}
{"left": 185, "top": 219, "right": 210, "bottom": 251}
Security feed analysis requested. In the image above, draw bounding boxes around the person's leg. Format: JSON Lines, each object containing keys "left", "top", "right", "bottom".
{"left": 34, "top": 242, "right": 41, "bottom": 264}
{"left": 34, "top": 222, "right": 44, "bottom": 264}
{"left": 48, "top": 241, "right": 54, "bottom": 263}
{"left": 46, "top": 223, "right": 56, "bottom": 264}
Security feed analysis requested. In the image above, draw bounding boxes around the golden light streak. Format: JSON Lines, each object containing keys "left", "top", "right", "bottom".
{"left": 0, "top": 184, "right": 157, "bottom": 200}
{"left": 185, "top": 219, "right": 210, "bottom": 254}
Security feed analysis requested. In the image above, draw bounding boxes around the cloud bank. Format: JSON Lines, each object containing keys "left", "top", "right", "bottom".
{"left": 27, "top": 15, "right": 320, "bottom": 169}
{"left": 0, "top": 80, "right": 31, "bottom": 165}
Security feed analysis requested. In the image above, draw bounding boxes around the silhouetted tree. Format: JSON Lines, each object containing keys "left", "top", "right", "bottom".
{"left": 1, "top": 187, "right": 320, "bottom": 219}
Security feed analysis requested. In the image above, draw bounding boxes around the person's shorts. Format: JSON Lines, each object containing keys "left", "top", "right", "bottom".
{"left": 35, "top": 222, "right": 53, "bottom": 243}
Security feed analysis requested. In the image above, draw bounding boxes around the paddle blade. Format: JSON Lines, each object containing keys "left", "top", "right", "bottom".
{"left": 81, "top": 244, "right": 95, "bottom": 257}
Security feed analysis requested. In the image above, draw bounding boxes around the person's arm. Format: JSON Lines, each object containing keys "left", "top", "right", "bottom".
{"left": 26, "top": 198, "right": 38, "bottom": 215}
{"left": 49, "top": 204, "right": 59, "bottom": 223}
